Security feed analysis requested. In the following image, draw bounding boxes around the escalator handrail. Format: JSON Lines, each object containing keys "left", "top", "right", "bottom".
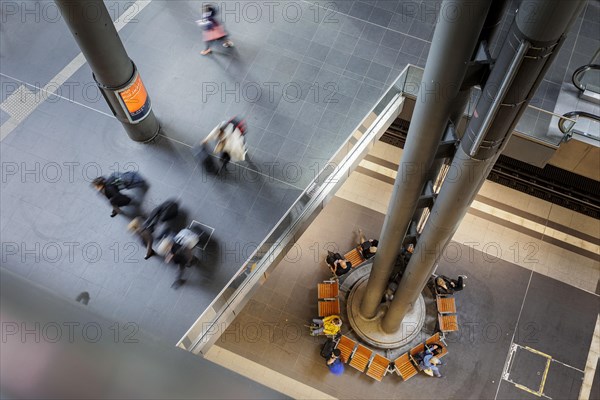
{"left": 572, "top": 64, "right": 600, "bottom": 92}
{"left": 558, "top": 110, "right": 600, "bottom": 135}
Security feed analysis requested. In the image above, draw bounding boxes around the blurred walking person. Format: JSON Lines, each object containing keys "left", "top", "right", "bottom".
{"left": 92, "top": 177, "right": 132, "bottom": 218}
{"left": 158, "top": 226, "right": 205, "bottom": 289}
{"left": 127, "top": 200, "right": 179, "bottom": 259}
{"left": 200, "top": 117, "right": 247, "bottom": 174}
{"left": 197, "top": 4, "right": 233, "bottom": 56}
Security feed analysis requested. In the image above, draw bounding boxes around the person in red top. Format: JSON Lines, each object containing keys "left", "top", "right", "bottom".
{"left": 197, "top": 4, "right": 233, "bottom": 55}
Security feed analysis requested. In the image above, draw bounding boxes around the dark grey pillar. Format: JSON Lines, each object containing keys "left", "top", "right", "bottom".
{"left": 382, "top": 0, "right": 586, "bottom": 333}
{"left": 55, "top": 0, "right": 159, "bottom": 142}
{"left": 359, "top": 0, "right": 493, "bottom": 319}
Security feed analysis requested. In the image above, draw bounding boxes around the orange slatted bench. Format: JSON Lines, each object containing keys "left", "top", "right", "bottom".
{"left": 410, "top": 342, "right": 425, "bottom": 357}
{"left": 344, "top": 247, "right": 366, "bottom": 268}
{"left": 366, "top": 354, "right": 391, "bottom": 381}
{"left": 317, "top": 281, "right": 339, "bottom": 299}
{"left": 393, "top": 353, "right": 418, "bottom": 381}
{"left": 318, "top": 299, "right": 340, "bottom": 317}
{"left": 436, "top": 296, "right": 456, "bottom": 314}
{"left": 349, "top": 344, "right": 372, "bottom": 372}
{"left": 426, "top": 332, "right": 442, "bottom": 346}
{"left": 335, "top": 335, "right": 356, "bottom": 363}
{"left": 439, "top": 314, "right": 459, "bottom": 333}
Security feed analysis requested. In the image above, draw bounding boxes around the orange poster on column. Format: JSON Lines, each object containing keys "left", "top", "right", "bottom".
{"left": 117, "top": 72, "right": 152, "bottom": 123}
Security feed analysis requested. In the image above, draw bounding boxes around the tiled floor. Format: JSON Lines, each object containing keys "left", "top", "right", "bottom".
{"left": 209, "top": 139, "right": 599, "bottom": 399}
{"left": 0, "top": 0, "right": 436, "bottom": 343}
{"left": 1, "top": 1, "right": 599, "bottom": 398}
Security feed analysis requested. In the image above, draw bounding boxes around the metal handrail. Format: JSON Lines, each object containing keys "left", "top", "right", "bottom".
{"left": 558, "top": 111, "right": 600, "bottom": 141}
{"left": 572, "top": 64, "right": 600, "bottom": 92}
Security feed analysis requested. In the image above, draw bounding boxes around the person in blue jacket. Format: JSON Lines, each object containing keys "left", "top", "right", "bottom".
{"left": 326, "top": 349, "right": 344, "bottom": 376}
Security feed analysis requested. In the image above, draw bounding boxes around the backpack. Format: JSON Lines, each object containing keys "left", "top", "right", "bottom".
{"left": 109, "top": 193, "right": 131, "bottom": 207}
{"left": 160, "top": 201, "right": 179, "bottom": 222}
{"left": 227, "top": 117, "right": 247, "bottom": 136}
{"left": 320, "top": 338, "right": 336, "bottom": 359}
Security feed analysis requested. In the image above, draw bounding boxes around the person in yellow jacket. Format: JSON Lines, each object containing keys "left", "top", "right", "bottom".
{"left": 310, "top": 315, "right": 342, "bottom": 336}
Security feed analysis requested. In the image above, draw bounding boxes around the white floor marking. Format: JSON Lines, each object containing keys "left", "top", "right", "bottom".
{"left": 494, "top": 270, "right": 534, "bottom": 400}
{"left": 580, "top": 314, "right": 600, "bottom": 400}
{"left": 0, "top": 0, "right": 153, "bottom": 141}
{"left": 189, "top": 220, "right": 215, "bottom": 251}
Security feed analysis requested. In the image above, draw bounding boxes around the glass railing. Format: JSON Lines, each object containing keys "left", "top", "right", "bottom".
{"left": 558, "top": 111, "right": 600, "bottom": 142}
{"left": 178, "top": 65, "right": 410, "bottom": 355}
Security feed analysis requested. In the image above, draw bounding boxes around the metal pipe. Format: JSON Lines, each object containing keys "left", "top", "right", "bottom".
{"left": 359, "top": 0, "right": 493, "bottom": 319}
{"left": 478, "top": 0, "right": 511, "bottom": 45}
{"left": 469, "top": 41, "right": 530, "bottom": 157}
{"left": 382, "top": 0, "right": 586, "bottom": 333}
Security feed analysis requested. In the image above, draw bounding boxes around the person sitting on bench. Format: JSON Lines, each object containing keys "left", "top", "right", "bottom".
{"left": 436, "top": 275, "right": 466, "bottom": 295}
{"left": 326, "top": 348, "right": 344, "bottom": 375}
{"left": 421, "top": 353, "right": 444, "bottom": 378}
{"left": 415, "top": 345, "right": 444, "bottom": 378}
{"left": 357, "top": 229, "right": 378, "bottom": 259}
{"left": 326, "top": 251, "right": 351, "bottom": 277}
{"left": 310, "top": 315, "right": 342, "bottom": 336}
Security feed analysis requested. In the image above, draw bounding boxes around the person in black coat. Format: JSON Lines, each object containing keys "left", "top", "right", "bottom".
{"left": 326, "top": 251, "right": 352, "bottom": 277}
{"left": 127, "top": 200, "right": 179, "bottom": 259}
{"left": 92, "top": 177, "right": 132, "bottom": 217}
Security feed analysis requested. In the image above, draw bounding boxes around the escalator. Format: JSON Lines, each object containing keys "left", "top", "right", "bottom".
{"left": 556, "top": 52, "right": 600, "bottom": 142}
{"left": 558, "top": 110, "right": 600, "bottom": 141}
{"left": 382, "top": 118, "right": 600, "bottom": 219}
{"left": 571, "top": 48, "right": 600, "bottom": 104}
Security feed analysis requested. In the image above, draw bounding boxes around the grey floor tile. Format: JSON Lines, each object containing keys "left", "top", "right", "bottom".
{"left": 297, "top": 102, "right": 326, "bottom": 127}
{"left": 380, "top": 29, "right": 406, "bottom": 50}
{"left": 388, "top": 13, "right": 414, "bottom": 33}
{"left": 325, "top": 92, "right": 354, "bottom": 115}
{"left": 315, "top": 68, "right": 342, "bottom": 88}
{"left": 346, "top": 55, "right": 372, "bottom": 76}
{"left": 366, "top": 61, "right": 391, "bottom": 83}
{"left": 335, "top": 75, "right": 363, "bottom": 98}
{"left": 247, "top": 104, "right": 276, "bottom": 129}
{"left": 312, "top": 24, "right": 340, "bottom": 47}
{"left": 353, "top": 38, "right": 379, "bottom": 59}
{"left": 361, "top": 23, "right": 386, "bottom": 44}
{"left": 401, "top": 36, "right": 427, "bottom": 58}
{"left": 324, "top": 48, "right": 352, "bottom": 70}
{"left": 409, "top": 20, "right": 435, "bottom": 41}
{"left": 306, "top": 41, "right": 332, "bottom": 62}
{"left": 319, "top": 110, "right": 347, "bottom": 134}
{"left": 274, "top": 96, "right": 303, "bottom": 119}
{"left": 293, "top": 62, "right": 322, "bottom": 83}
{"left": 267, "top": 113, "right": 296, "bottom": 137}
{"left": 368, "top": 6, "right": 393, "bottom": 26}
{"left": 348, "top": 1, "right": 374, "bottom": 19}
{"left": 338, "top": 15, "right": 367, "bottom": 38}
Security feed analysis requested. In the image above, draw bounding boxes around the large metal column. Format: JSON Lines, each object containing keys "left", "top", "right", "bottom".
{"left": 359, "top": 0, "right": 493, "bottom": 319}
{"left": 382, "top": 0, "right": 586, "bottom": 333}
{"left": 55, "top": 0, "right": 159, "bottom": 142}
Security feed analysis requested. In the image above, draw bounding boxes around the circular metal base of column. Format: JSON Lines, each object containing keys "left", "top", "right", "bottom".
{"left": 347, "top": 275, "right": 425, "bottom": 349}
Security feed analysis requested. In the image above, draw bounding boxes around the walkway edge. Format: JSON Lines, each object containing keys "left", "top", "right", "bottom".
{"left": 205, "top": 345, "right": 337, "bottom": 400}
